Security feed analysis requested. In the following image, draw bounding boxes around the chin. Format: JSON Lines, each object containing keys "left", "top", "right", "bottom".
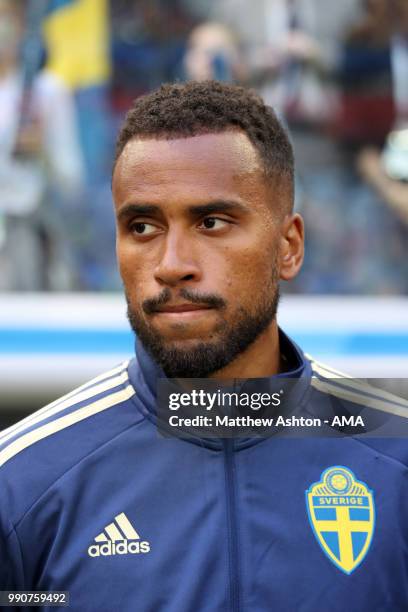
{"left": 151, "top": 320, "right": 219, "bottom": 343}
{"left": 162, "top": 335, "right": 217, "bottom": 350}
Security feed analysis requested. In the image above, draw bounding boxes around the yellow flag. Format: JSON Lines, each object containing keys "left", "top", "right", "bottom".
{"left": 43, "top": 0, "right": 110, "bottom": 89}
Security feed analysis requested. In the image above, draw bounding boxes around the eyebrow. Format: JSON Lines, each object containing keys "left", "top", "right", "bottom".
{"left": 187, "top": 200, "right": 249, "bottom": 217}
{"left": 116, "top": 204, "right": 159, "bottom": 222}
{"left": 116, "top": 200, "right": 249, "bottom": 222}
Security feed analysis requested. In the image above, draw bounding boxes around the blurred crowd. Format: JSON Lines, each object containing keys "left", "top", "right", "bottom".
{"left": 0, "top": 0, "right": 407, "bottom": 293}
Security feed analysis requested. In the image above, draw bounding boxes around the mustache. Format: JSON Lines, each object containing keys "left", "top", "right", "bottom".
{"left": 142, "top": 288, "right": 226, "bottom": 314}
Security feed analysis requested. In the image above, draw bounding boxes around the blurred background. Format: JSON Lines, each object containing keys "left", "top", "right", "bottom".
{"left": 0, "top": 0, "right": 407, "bottom": 427}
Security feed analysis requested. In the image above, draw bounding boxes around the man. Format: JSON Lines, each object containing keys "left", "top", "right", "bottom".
{"left": 0, "top": 81, "right": 407, "bottom": 611}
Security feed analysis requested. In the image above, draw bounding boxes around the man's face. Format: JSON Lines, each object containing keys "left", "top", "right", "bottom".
{"left": 113, "top": 131, "right": 293, "bottom": 377}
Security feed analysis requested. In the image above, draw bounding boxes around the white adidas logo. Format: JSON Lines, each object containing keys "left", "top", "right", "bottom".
{"left": 88, "top": 512, "right": 151, "bottom": 557}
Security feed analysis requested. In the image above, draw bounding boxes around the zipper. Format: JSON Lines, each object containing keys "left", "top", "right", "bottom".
{"left": 224, "top": 437, "right": 241, "bottom": 612}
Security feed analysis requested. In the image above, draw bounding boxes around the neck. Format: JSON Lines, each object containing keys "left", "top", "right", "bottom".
{"left": 208, "top": 320, "right": 281, "bottom": 380}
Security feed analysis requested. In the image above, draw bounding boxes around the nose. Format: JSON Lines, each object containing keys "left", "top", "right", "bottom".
{"left": 154, "top": 231, "right": 202, "bottom": 287}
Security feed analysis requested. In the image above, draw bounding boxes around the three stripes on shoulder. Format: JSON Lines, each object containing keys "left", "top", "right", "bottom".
{"left": 308, "top": 355, "right": 408, "bottom": 419}
{"left": 1, "top": 356, "right": 407, "bottom": 469}
{"left": 0, "top": 362, "right": 135, "bottom": 468}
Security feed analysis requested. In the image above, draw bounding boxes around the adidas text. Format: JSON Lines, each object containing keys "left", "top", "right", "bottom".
{"left": 88, "top": 540, "right": 151, "bottom": 557}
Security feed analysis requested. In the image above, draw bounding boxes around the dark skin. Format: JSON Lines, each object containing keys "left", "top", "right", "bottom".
{"left": 112, "top": 131, "right": 304, "bottom": 379}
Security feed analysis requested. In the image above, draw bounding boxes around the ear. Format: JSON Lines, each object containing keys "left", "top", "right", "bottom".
{"left": 279, "top": 213, "right": 304, "bottom": 281}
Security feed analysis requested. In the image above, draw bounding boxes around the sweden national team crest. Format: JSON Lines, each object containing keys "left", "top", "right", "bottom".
{"left": 306, "top": 466, "right": 375, "bottom": 574}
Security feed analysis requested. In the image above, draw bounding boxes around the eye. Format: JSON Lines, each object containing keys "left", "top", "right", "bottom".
{"left": 200, "top": 217, "right": 230, "bottom": 230}
{"left": 130, "top": 222, "right": 157, "bottom": 235}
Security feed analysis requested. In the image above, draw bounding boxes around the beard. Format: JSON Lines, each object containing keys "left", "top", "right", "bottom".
{"left": 126, "top": 272, "right": 280, "bottom": 379}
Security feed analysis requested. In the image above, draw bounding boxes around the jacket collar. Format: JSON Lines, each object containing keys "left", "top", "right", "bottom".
{"left": 128, "top": 327, "right": 312, "bottom": 450}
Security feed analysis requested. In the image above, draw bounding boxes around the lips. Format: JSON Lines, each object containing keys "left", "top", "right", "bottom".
{"left": 154, "top": 303, "right": 213, "bottom": 314}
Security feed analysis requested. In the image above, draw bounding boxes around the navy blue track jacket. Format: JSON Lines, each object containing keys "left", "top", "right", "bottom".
{"left": 0, "top": 330, "right": 407, "bottom": 611}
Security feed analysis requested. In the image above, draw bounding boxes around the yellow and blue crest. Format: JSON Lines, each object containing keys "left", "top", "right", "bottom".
{"left": 306, "top": 466, "right": 375, "bottom": 574}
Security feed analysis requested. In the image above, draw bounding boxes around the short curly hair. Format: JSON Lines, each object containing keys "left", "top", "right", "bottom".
{"left": 115, "top": 80, "right": 294, "bottom": 207}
